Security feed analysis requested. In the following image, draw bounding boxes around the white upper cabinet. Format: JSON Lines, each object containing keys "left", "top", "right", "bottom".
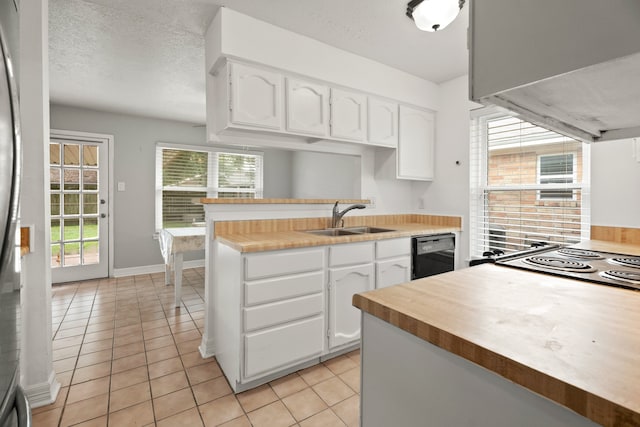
{"left": 285, "top": 77, "right": 329, "bottom": 137}
{"left": 229, "top": 62, "right": 282, "bottom": 130}
{"left": 330, "top": 88, "right": 367, "bottom": 142}
{"left": 397, "top": 105, "right": 434, "bottom": 181}
{"left": 367, "top": 98, "right": 398, "bottom": 148}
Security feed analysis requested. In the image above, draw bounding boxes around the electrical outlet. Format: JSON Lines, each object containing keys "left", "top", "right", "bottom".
{"left": 418, "top": 197, "right": 425, "bottom": 210}
{"left": 366, "top": 196, "right": 376, "bottom": 208}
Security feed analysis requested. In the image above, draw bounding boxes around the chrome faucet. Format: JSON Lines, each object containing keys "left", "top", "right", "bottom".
{"left": 331, "top": 201, "right": 366, "bottom": 228}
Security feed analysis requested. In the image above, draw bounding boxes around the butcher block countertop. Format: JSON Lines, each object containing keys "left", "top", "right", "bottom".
{"left": 217, "top": 223, "right": 459, "bottom": 253}
{"left": 353, "top": 242, "right": 640, "bottom": 427}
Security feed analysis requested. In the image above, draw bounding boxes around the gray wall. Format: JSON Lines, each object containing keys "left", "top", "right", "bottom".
{"left": 291, "top": 151, "right": 361, "bottom": 199}
{"left": 50, "top": 104, "right": 209, "bottom": 269}
{"left": 50, "top": 104, "right": 296, "bottom": 270}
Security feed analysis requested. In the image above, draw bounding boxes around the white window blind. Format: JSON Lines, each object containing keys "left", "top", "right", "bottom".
{"left": 155, "top": 144, "right": 263, "bottom": 229}
{"left": 470, "top": 109, "right": 591, "bottom": 257}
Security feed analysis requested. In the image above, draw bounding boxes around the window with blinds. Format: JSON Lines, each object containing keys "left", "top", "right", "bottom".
{"left": 155, "top": 144, "right": 263, "bottom": 229}
{"left": 469, "top": 110, "right": 591, "bottom": 256}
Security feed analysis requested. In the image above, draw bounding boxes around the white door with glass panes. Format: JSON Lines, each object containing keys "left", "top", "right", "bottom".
{"left": 50, "top": 136, "right": 109, "bottom": 283}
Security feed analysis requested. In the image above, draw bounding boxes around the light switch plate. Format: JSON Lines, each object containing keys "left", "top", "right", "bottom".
{"left": 117, "top": 182, "right": 126, "bottom": 191}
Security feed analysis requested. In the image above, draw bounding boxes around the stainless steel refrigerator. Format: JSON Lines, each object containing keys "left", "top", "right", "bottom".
{"left": 0, "top": 0, "right": 30, "bottom": 425}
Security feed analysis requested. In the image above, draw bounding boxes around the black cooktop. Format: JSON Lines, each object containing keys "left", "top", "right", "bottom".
{"left": 493, "top": 246, "right": 640, "bottom": 291}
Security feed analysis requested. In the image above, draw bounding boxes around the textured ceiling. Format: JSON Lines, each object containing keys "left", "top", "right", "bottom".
{"left": 49, "top": 0, "right": 469, "bottom": 124}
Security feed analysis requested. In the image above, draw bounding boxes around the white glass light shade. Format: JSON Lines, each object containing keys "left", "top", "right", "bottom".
{"left": 412, "top": 0, "right": 461, "bottom": 32}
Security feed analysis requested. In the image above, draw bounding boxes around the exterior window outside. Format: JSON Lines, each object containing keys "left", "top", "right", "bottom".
{"left": 470, "top": 111, "right": 590, "bottom": 256}
{"left": 155, "top": 144, "right": 263, "bottom": 229}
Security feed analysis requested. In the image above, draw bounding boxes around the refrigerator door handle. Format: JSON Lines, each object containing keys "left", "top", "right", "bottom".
{"left": 14, "top": 386, "right": 30, "bottom": 427}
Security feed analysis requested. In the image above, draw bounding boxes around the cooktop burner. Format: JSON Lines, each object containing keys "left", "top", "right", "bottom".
{"left": 522, "top": 256, "right": 597, "bottom": 272}
{"left": 608, "top": 257, "right": 640, "bottom": 269}
{"left": 600, "top": 270, "right": 640, "bottom": 284}
{"left": 556, "top": 248, "right": 605, "bottom": 260}
{"left": 493, "top": 246, "right": 640, "bottom": 291}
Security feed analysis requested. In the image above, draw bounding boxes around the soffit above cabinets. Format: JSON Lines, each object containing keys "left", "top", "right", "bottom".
{"left": 470, "top": 0, "right": 640, "bottom": 143}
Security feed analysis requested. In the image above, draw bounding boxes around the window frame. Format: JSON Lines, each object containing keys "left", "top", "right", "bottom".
{"left": 155, "top": 143, "right": 264, "bottom": 230}
{"left": 536, "top": 152, "right": 577, "bottom": 201}
{"left": 469, "top": 107, "right": 591, "bottom": 257}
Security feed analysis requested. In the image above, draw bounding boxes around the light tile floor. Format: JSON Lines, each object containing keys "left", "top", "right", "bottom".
{"left": 32, "top": 268, "right": 361, "bottom": 427}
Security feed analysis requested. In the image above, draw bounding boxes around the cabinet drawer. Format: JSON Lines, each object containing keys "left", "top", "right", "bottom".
{"left": 244, "top": 248, "right": 325, "bottom": 280}
{"left": 244, "top": 316, "right": 324, "bottom": 379}
{"left": 376, "top": 238, "right": 410, "bottom": 259}
{"left": 244, "top": 270, "right": 324, "bottom": 306}
{"left": 244, "top": 293, "right": 323, "bottom": 332}
{"left": 329, "top": 242, "right": 374, "bottom": 267}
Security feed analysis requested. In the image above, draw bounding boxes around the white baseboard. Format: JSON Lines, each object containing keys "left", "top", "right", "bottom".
{"left": 23, "top": 370, "right": 61, "bottom": 409}
{"left": 199, "top": 335, "right": 216, "bottom": 359}
{"left": 113, "top": 259, "right": 205, "bottom": 277}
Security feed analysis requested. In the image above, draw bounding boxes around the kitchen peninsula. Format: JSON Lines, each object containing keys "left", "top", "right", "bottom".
{"left": 353, "top": 240, "right": 640, "bottom": 427}
{"left": 197, "top": 198, "right": 461, "bottom": 392}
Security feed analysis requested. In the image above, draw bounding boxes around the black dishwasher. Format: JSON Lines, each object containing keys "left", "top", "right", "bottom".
{"left": 411, "top": 234, "right": 455, "bottom": 279}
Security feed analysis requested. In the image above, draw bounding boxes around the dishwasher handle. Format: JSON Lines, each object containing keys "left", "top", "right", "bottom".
{"left": 414, "top": 234, "right": 455, "bottom": 256}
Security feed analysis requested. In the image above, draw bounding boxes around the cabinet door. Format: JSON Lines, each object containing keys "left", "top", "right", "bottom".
{"left": 244, "top": 316, "right": 324, "bottom": 379}
{"left": 330, "top": 88, "right": 367, "bottom": 141}
{"left": 329, "top": 263, "right": 375, "bottom": 349}
{"left": 368, "top": 98, "right": 398, "bottom": 147}
{"left": 397, "top": 105, "right": 435, "bottom": 180}
{"left": 285, "top": 77, "right": 329, "bottom": 137}
{"left": 230, "top": 62, "right": 282, "bottom": 130}
{"left": 376, "top": 257, "right": 411, "bottom": 289}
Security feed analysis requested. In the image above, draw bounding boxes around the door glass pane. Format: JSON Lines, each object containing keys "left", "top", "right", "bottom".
{"left": 51, "top": 244, "right": 61, "bottom": 268}
{"left": 83, "top": 170, "right": 98, "bottom": 191}
{"left": 51, "top": 193, "right": 60, "bottom": 216}
{"left": 63, "top": 144, "right": 80, "bottom": 166}
{"left": 63, "top": 243, "right": 81, "bottom": 266}
{"left": 50, "top": 143, "right": 61, "bottom": 165}
{"left": 83, "top": 194, "right": 98, "bottom": 215}
{"left": 83, "top": 241, "right": 99, "bottom": 265}
{"left": 83, "top": 218, "right": 98, "bottom": 239}
{"left": 63, "top": 169, "right": 80, "bottom": 191}
{"left": 64, "top": 194, "right": 80, "bottom": 215}
{"left": 63, "top": 218, "right": 80, "bottom": 241}
{"left": 50, "top": 168, "right": 61, "bottom": 190}
{"left": 51, "top": 219, "right": 60, "bottom": 242}
{"left": 83, "top": 145, "right": 98, "bottom": 167}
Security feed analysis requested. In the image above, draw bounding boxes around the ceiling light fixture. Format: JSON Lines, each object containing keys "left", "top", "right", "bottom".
{"left": 406, "top": 0, "right": 466, "bottom": 32}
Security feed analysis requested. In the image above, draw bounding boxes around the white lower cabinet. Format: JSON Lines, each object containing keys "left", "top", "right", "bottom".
{"left": 244, "top": 316, "right": 324, "bottom": 378}
{"left": 215, "top": 238, "right": 413, "bottom": 392}
{"left": 376, "top": 258, "right": 411, "bottom": 289}
{"left": 375, "top": 238, "right": 411, "bottom": 289}
{"left": 328, "top": 263, "right": 375, "bottom": 349}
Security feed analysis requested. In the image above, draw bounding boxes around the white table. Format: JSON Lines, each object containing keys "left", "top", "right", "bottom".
{"left": 158, "top": 227, "right": 206, "bottom": 307}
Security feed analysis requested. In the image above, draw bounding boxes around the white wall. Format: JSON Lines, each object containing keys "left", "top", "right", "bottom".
{"left": 591, "top": 138, "right": 640, "bottom": 228}
{"left": 413, "top": 75, "right": 480, "bottom": 267}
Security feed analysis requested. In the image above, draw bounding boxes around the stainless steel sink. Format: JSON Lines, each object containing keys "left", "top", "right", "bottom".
{"left": 343, "top": 226, "right": 395, "bottom": 234}
{"left": 304, "top": 226, "right": 396, "bottom": 236}
{"left": 304, "top": 228, "right": 360, "bottom": 236}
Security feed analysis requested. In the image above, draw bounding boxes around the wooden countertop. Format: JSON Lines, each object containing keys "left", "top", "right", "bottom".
{"left": 216, "top": 223, "right": 459, "bottom": 253}
{"left": 200, "top": 198, "right": 369, "bottom": 204}
{"left": 353, "top": 247, "right": 640, "bottom": 427}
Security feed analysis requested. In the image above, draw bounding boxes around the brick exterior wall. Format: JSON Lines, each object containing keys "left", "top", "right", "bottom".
{"left": 486, "top": 145, "right": 584, "bottom": 251}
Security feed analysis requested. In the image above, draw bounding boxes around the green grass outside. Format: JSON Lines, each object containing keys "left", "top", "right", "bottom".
{"left": 51, "top": 223, "right": 98, "bottom": 256}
